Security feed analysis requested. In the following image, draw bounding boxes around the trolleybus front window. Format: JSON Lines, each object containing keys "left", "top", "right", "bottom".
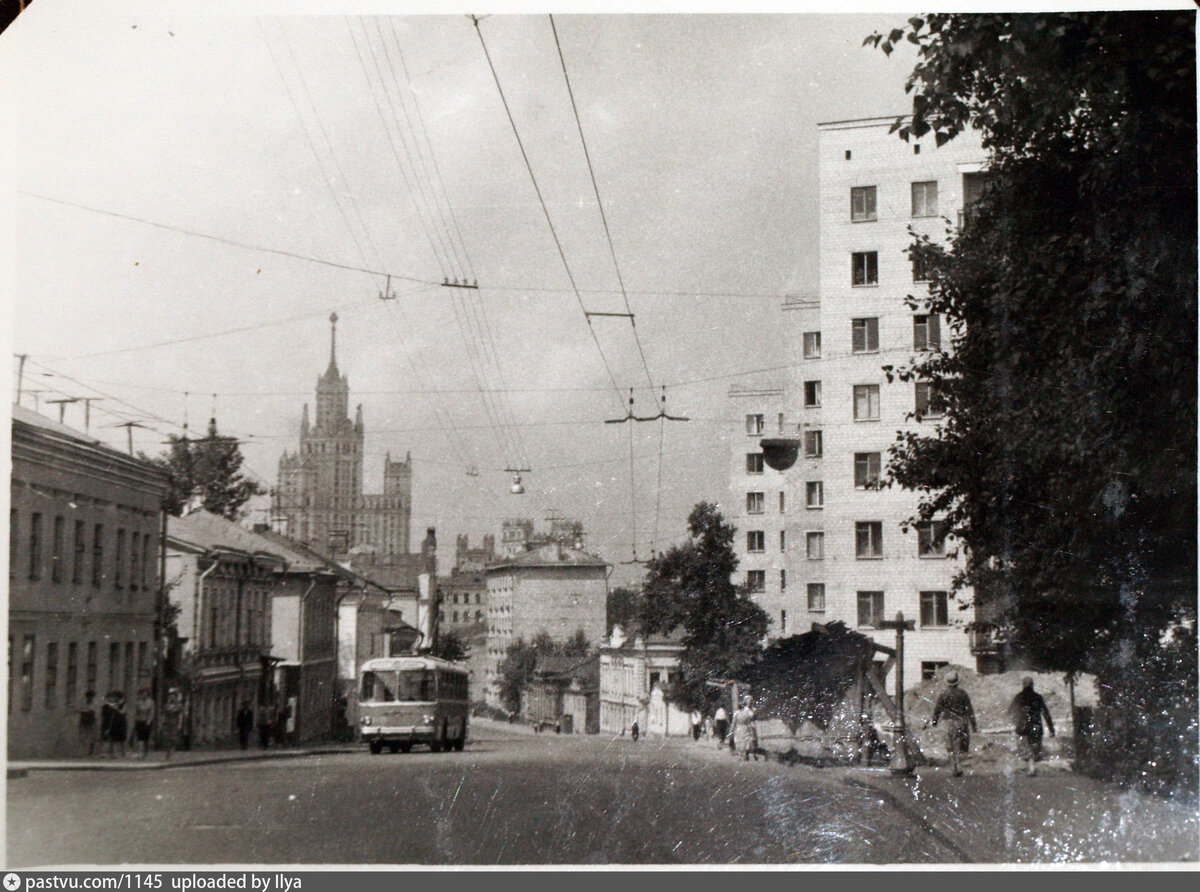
{"left": 396, "top": 669, "right": 435, "bottom": 701}
{"left": 361, "top": 670, "right": 398, "bottom": 702}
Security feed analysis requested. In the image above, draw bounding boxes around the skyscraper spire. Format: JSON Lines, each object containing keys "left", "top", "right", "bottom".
{"left": 328, "top": 312, "right": 339, "bottom": 374}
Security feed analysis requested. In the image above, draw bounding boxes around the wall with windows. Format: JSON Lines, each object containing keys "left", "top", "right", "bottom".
{"left": 789, "top": 116, "right": 983, "bottom": 682}
{"left": 9, "top": 407, "right": 167, "bottom": 759}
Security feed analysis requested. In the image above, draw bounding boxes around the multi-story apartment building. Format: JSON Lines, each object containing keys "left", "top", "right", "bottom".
{"left": 273, "top": 313, "right": 412, "bottom": 558}
{"left": 727, "top": 382, "right": 790, "bottom": 636}
{"left": 483, "top": 542, "right": 608, "bottom": 709}
{"left": 9, "top": 405, "right": 169, "bottom": 758}
{"left": 734, "top": 117, "right": 985, "bottom": 684}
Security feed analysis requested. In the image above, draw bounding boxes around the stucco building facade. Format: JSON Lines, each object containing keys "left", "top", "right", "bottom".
{"left": 9, "top": 405, "right": 168, "bottom": 758}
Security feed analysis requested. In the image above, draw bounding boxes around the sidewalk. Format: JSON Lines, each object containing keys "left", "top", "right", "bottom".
{"left": 7, "top": 741, "right": 361, "bottom": 776}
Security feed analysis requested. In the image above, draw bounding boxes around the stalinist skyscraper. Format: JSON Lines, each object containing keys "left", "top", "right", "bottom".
{"left": 273, "top": 313, "right": 412, "bottom": 556}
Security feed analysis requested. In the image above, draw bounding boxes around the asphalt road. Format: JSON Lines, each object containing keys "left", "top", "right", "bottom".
{"left": 8, "top": 726, "right": 963, "bottom": 866}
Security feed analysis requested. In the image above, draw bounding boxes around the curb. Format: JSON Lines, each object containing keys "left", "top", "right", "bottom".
{"left": 8, "top": 746, "right": 358, "bottom": 774}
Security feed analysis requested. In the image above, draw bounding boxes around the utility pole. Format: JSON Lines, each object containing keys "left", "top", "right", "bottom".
{"left": 46, "top": 397, "right": 79, "bottom": 425}
{"left": 880, "top": 611, "right": 916, "bottom": 774}
{"left": 15, "top": 353, "right": 27, "bottom": 404}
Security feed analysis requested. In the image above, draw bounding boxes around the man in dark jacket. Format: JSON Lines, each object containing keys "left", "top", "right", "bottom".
{"left": 1009, "top": 677, "right": 1055, "bottom": 776}
{"left": 929, "top": 670, "right": 977, "bottom": 776}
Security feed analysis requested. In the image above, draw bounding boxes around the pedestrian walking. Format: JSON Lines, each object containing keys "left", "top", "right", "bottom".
{"left": 630, "top": 719, "right": 640, "bottom": 742}
{"left": 1009, "top": 676, "right": 1055, "bottom": 776}
{"left": 928, "top": 670, "right": 977, "bottom": 776}
{"left": 690, "top": 709, "right": 702, "bottom": 742}
{"left": 713, "top": 705, "right": 729, "bottom": 750}
{"left": 731, "top": 696, "right": 759, "bottom": 762}
{"left": 131, "top": 688, "right": 155, "bottom": 758}
{"left": 107, "top": 691, "right": 128, "bottom": 758}
{"left": 236, "top": 701, "right": 255, "bottom": 750}
{"left": 258, "top": 701, "right": 277, "bottom": 749}
{"left": 77, "top": 690, "right": 99, "bottom": 756}
{"left": 162, "top": 688, "right": 184, "bottom": 760}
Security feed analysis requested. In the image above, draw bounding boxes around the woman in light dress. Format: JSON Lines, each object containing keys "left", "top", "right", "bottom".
{"left": 731, "top": 695, "right": 759, "bottom": 761}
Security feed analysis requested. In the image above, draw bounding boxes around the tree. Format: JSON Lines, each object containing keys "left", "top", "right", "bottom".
{"left": 868, "top": 13, "right": 1196, "bottom": 792}
{"left": 606, "top": 586, "right": 644, "bottom": 635}
{"left": 641, "top": 502, "right": 768, "bottom": 710}
{"left": 150, "top": 418, "right": 266, "bottom": 519}
{"left": 431, "top": 630, "right": 467, "bottom": 663}
{"left": 495, "top": 629, "right": 592, "bottom": 714}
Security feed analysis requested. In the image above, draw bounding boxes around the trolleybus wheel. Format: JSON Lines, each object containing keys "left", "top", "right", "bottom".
{"left": 368, "top": 740, "right": 383, "bottom": 755}
{"left": 399, "top": 742, "right": 412, "bottom": 753}
{"left": 388, "top": 743, "right": 400, "bottom": 754}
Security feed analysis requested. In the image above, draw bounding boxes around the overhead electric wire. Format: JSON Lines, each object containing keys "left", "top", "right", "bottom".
{"left": 549, "top": 14, "right": 653, "bottom": 390}
{"left": 260, "top": 18, "right": 384, "bottom": 274}
{"left": 347, "top": 16, "right": 454, "bottom": 280}
{"left": 385, "top": 16, "right": 478, "bottom": 284}
{"left": 368, "top": 16, "right": 470, "bottom": 282}
{"left": 20, "top": 192, "right": 440, "bottom": 287}
{"left": 472, "top": 16, "right": 626, "bottom": 415}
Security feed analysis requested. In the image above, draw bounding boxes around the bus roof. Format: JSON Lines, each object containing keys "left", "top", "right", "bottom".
{"left": 360, "top": 655, "right": 468, "bottom": 674}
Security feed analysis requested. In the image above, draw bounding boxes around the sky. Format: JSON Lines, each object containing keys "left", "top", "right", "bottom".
{"left": 2, "top": 1, "right": 929, "bottom": 587}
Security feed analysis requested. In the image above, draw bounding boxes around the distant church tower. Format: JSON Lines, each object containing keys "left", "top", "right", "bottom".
{"left": 273, "top": 313, "right": 411, "bottom": 556}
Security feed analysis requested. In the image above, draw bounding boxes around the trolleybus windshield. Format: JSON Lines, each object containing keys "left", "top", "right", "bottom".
{"left": 360, "top": 669, "right": 436, "bottom": 702}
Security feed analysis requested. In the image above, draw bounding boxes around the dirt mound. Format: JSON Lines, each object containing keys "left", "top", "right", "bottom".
{"left": 904, "top": 665, "right": 1098, "bottom": 731}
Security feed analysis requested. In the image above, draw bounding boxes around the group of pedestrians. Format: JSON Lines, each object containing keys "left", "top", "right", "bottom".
{"left": 928, "top": 671, "right": 1056, "bottom": 776}
{"left": 77, "top": 688, "right": 158, "bottom": 758}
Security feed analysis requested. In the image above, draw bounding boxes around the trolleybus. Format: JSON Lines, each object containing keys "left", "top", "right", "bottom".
{"left": 357, "top": 655, "right": 469, "bottom": 754}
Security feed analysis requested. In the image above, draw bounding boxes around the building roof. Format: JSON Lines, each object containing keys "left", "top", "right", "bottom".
{"left": 12, "top": 403, "right": 168, "bottom": 491}
{"left": 532, "top": 653, "right": 600, "bottom": 687}
{"left": 486, "top": 541, "right": 609, "bottom": 572}
{"left": 168, "top": 510, "right": 321, "bottom": 572}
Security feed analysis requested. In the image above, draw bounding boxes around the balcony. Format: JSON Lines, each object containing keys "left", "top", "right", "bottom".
{"left": 965, "top": 621, "right": 1004, "bottom": 656}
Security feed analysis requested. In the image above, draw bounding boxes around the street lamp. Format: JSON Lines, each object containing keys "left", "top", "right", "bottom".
{"left": 879, "top": 611, "right": 916, "bottom": 774}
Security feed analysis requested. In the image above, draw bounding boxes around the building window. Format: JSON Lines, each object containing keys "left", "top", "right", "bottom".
{"left": 853, "top": 384, "right": 880, "bottom": 421}
{"left": 855, "top": 521, "right": 883, "bottom": 559}
{"left": 852, "top": 317, "right": 879, "bottom": 353}
{"left": 915, "top": 382, "right": 946, "bottom": 419}
{"left": 124, "top": 642, "right": 134, "bottom": 699}
{"left": 851, "top": 251, "right": 879, "bottom": 286}
{"left": 141, "top": 533, "right": 151, "bottom": 591}
{"left": 918, "top": 520, "right": 949, "bottom": 557}
{"left": 746, "top": 453, "right": 764, "bottom": 475}
{"left": 851, "top": 186, "right": 877, "bottom": 222}
{"left": 805, "top": 481, "right": 824, "bottom": 509}
{"left": 21, "top": 635, "right": 35, "bottom": 712}
{"left": 746, "top": 492, "right": 765, "bottom": 515}
{"left": 45, "top": 642, "right": 57, "bottom": 709}
{"left": 66, "top": 642, "right": 78, "bottom": 705}
{"left": 807, "top": 583, "right": 826, "bottom": 613}
{"left": 86, "top": 642, "right": 97, "bottom": 693}
{"left": 746, "top": 531, "right": 765, "bottom": 553}
{"left": 52, "top": 516, "right": 64, "bottom": 583}
{"left": 746, "top": 570, "right": 766, "bottom": 593}
{"left": 922, "top": 661, "right": 950, "bottom": 681}
{"left": 857, "top": 591, "right": 885, "bottom": 628}
{"left": 804, "top": 381, "right": 822, "bottom": 408}
{"left": 9, "top": 509, "right": 17, "bottom": 579}
{"left": 29, "top": 512, "right": 42, "bottom": 581}
{"left": 804, "top": 430, "right": 823, "bottom": 458}
{"left": 912, "top": 252, "right": 933, "bottom": 283}
{"left": 130, "top": 531, "right": 139, "bottom": 591}
{"left": 803, "top": 332, "right": 822, "bottom": 359}
{"left": 92, "top": 524, "right": 104, "bottom": 588}
{"left": 806, "top": 531, "right": 824, "bottom": 561}
{"left": 920, "top": 590, "right": 950, "bottom": 627}
{"left": 778, "top": 492, "right": 786, "bottom": 513}
{"left": 780, "top": 570, "right": 787, "bottom": 593}
{"left": 745, "top": 414, "right": 764, "bottom": 436}
{"left": 114, "top": 528, "right": 125, "bottom": 589}
{"left": 912, "top": 180, "right": 938, "bottom": 217}
{"left": 913, "top": 314, "right": 941, "bottom": 350}
{"left": 780, "top": 530, "right": 786, "bottom": 553}
{"left": 854, "top": 452, "right": 882, "bottom": 489}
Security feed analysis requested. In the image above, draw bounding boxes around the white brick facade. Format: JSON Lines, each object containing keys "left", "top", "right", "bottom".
{"left": 732, "top": 117, "right": 985, "bottom": 684}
